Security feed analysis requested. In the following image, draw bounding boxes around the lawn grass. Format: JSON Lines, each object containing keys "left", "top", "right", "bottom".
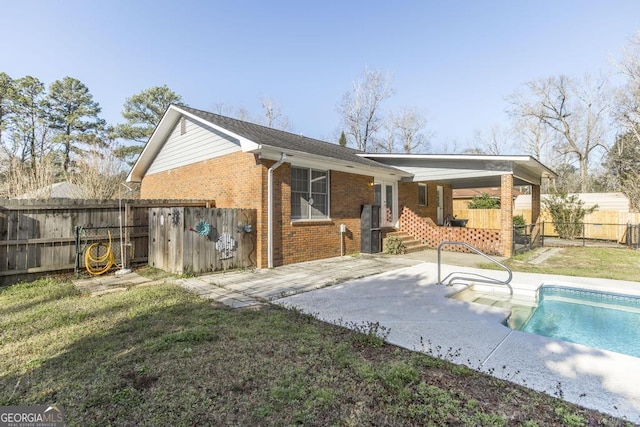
{"left": 486, "top": 247, "right": 640, "bottom": 281}
{"left": 0, "top": 278, "right": 631, "bottom": 426}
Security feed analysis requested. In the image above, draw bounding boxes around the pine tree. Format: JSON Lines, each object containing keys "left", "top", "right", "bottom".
{"left": 114, "top": 85, "right": 183, "bottom": 165}
{"left": 338, "top": 130, "right": 347, "bottom": 147}
{"left": 46, "top": 76, "right": 106, "bottom": 173}
{"left": 10, "top": 76, "right": 48, "bottom": 173}
{"left": 0, "top": 72, "right": 14, "bottom": 146}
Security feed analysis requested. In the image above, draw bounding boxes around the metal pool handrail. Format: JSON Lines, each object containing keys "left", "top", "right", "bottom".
{"left": 437, "top": 241, "right": 512, "bottom": 287}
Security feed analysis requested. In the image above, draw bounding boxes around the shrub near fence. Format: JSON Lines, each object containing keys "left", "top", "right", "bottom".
{"left": 0, "top": 198, "right": 211, "bottom": 285}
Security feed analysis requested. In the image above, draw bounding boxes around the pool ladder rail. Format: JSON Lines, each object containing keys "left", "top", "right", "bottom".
{"left": 437, "top": 241, "right": 513, "bottom": 288}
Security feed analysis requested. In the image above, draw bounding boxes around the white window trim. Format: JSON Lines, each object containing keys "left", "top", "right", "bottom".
{"left": 291, "top": 167, "right": 331, "bottom": 220}
{"left": 418, "top": 183, "right": 427, "bottom": 206}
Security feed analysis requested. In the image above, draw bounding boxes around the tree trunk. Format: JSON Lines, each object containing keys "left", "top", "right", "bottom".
{"left": 580, "top": 157, "right": 589, "bottom": 192}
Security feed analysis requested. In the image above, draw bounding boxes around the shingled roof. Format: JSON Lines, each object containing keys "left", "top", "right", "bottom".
{"left": 178, "top": 105, "right": 400, "bottom": 172}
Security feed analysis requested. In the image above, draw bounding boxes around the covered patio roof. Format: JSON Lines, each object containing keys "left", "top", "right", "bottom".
{"left": 360, "top": 154, "right": 556, "bottom": 188}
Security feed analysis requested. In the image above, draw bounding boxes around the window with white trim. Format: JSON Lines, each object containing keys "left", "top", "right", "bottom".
{"left": 291, "top": 167, "right": 329, "bottom": 219}
{"left": 418, "top": 183, "right": 427, "bottom": 206}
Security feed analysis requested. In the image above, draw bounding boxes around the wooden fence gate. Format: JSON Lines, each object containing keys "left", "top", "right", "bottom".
{"left": 0, "top": 199, "right": 212, "bottom": 285}
{"left": 148, "top": 207, "right": 257, "bottom": 274}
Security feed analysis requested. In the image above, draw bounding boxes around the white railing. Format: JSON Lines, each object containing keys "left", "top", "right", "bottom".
{"left": 437, "top": 241, "right": 512, "bottom": 287}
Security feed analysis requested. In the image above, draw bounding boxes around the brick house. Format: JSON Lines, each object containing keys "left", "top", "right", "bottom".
{"left": 127, "top": 105, "right": 555, "bottom": 268}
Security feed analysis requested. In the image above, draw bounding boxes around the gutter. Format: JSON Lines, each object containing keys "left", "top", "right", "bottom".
{"left": 268, "top": 153, "right": 287, "bottom": 268}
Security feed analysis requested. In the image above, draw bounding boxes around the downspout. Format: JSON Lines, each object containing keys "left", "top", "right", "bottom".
{"left": 268, "top": 153, "right": 287, "bottom": 268}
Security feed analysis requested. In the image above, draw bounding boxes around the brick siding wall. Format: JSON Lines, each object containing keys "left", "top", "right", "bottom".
{"left": 273, "top": 165, "right": 373, "bottom": 266}
{"left": 398, "top": 182, "right": 453, "bottom": 223}
{"left": 140, "top": 151, "right": 262, "bottom": 208}
{"left": 140, "top": 153, "right": 373, "bottom": 268}
{"left": 140, "top": 151, "right": 267, "bottom": 266}
{"left": 399, "top": 182, "right": 435, "bottom": 221}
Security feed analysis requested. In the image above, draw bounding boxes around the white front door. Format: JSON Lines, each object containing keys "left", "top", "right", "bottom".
{"left": 436, "top": 185, "right": 444, "bottom": 225}
{"left": 374, "top": 181, "right": 396, "bottom": 227}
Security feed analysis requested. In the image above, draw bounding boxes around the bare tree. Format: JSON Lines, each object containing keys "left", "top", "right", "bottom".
{"left": 393, "top": 107, "right": 430, "bottom": 153}
{"left": 509, "top": 74, "right": 610, "bottom": 192}
{"left": 439, "top": 139, "right": 462, "bottom": 154}
{"left": 609, "top": 32, "right": 640, "bottom": 209}
{"left": 212, "top": 102, "right": 234, "bottom": 116}
{"left": 465, "top": 125, "right": 512, "bottom": 155}
{"left": 613, "top": 32, "right": 640, "bottom": 147}
{"left": 376, "top": 118, "right": 398, "bottom": 153}
{"left": 67, "top": 141, "right": 126, "bottom": 199}
{"left": 234, "top": 106, "right": 252, "bottom": 122}
{"left": 211, "top": 98, "right": 290, "bottom": 131}
{"left": 2, "top": 153, "right": 56, "bottom": 198}
{"left": 512, "top": 113, "right": 555, "bottom": 162}
{"left": 259, "top": 96, "right": 289, "bottom": 130}
{"left": 371, "top": 107, "right": 430, "bottom": 153}
{"left": 337, "top": 68, "right": 394, "bottom": 151}
{"left": 604, "top": 132, "right": 640, "bottom": 210}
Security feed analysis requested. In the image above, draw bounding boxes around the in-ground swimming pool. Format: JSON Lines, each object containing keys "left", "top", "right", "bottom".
{"left": 520, "top": 286, "right": 640, "bottom": 358}
{"left": 451, "top": 284, "right": 640, "bottom": 358}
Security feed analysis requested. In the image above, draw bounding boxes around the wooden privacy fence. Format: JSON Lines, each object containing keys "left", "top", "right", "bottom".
{"left": 148, "top": 207, "right": 257, "bottom": 274}
{"left": 74, "top": 224, "right": 148, "bottom": 275}
{"left": 0, "top": 198, "right": 211, "bottom": 285}
{"left": 454, "top": 208, "right": 640, "bottom": 242}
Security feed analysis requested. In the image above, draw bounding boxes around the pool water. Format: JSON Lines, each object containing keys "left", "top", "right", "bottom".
{"left": 450, "top": 285, "right": 640, "bottom": 358}
{"left": 449, "top": 286, "right": 537, "bottom": 330}
{"left": 520, "top": 286, "right": 640, "bottom": 358}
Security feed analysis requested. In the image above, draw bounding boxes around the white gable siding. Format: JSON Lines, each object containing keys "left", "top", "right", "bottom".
{"left": 146, "top": 117, "right": 242, "bottom": 175}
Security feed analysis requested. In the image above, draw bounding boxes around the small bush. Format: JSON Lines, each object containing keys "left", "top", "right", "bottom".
{"left": 468, "top": 193, "right": 500, "bottom": 209}
{"left": 513, "top": 215, "right": 527, "bottom": 236}
{"left": 543, "top": 191, "right": 597, "bottom": 239}
{"left": 385, "top": 236, "right": 406, "bottom": 254}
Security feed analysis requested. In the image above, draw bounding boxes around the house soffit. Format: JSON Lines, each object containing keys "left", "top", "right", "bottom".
{"left": 364, "top": 155, "right": 556, "bottom": 188}
{"left": 256, "top": 147, "right": 409, "bottom": 180}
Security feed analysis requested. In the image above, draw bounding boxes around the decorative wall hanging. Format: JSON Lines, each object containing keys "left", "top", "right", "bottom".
{"left": 171, "top": 208, "right": 182, "bottom": 227}
{"left": 237, "top": 223, "right": 252, "bottom": 233}
{"left": 190, "top": 221, "right": 211, "bottom": 236}
{"left": 216, "top": 233, "right": 236, "bottom": 259}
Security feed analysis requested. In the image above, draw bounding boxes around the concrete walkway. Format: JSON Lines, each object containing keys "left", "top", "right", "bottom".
{"left": 74, "top": 249, "right": 499, "bottom": 306}
{"left": 175, "top": 253, "right": 426, "bottom": 308}
{"left": 74, "top": 272, "right": 168, "bottom": 296}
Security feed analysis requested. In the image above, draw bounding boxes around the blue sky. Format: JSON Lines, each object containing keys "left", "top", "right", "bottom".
{"left": 2, "top": 0, "right": 640, "bottom": 152}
